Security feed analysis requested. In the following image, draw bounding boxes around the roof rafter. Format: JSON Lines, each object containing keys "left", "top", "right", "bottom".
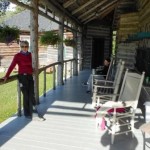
{"left": 78, "top": 0, "right": 108, "bottom": 19}
{"left": 112, "top": 0, "right": 121, "bottom": 29}
{"left": 49, "top": 0, "right": 81, "bottom": 26}
{"left": 84, "top": 0, "right": 118, "bottom": 24}
{"left": 100, "top": 2, "right": 117, "bottom": 19}
{"left": 63, "top": 0, "right": 76, "bottom": 8}
{"left": 72, "top": 0, "right": 96, "bottom": 15}
{"left": 9, "top": 0, "right": 81, "bottom": 32}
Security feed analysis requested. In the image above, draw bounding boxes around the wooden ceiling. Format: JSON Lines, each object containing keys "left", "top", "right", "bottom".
{"left": 10, "top": 0, "right": 137, "bottom": 30}
{"left": 41, "top": 0, "right": 137, "bottom": 29}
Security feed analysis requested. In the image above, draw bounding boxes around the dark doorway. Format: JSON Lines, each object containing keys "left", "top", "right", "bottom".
{"left": 92, "top": 38, "right": 105, "bottom": 68}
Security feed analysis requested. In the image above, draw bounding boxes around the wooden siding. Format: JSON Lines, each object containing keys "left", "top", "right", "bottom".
{"left": 117, "top": 0, "right": 150, "bottom": 47}
{"left": 138, "top": 0, "right": 150, "bottom": 48}
{"left": 47, "top": 45, "right": 73, "bottom": 64}
{"left": 0, "top": 42, "right": 49, "bottom": 68}
{"left": 117, "top": 12, "right": 139, "bottom": 42}
{"left": 116, "top": 0, "right": 150, "bottom": 74}
{"left": 136, "top": 0, "right": 149, "bottom": 10}
{"left": 0, "top": 43, "right": 19, "bottom": 68}
{"left": 116, "top": 43, "right": 137, "bottom": 69}
{"left": 83, "top": 25, "right": 111, "bottom": 69}
{"left": 0, "top": 43, "right": 73, "bottom": 70}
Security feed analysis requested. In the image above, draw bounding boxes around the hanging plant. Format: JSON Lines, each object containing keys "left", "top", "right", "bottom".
{"left": 64, "top": 38, "right": 76, "bottom": 47}
{"left": 40, "top": 31, "right": 61, "bottom": 46}
{"left": 0, "top": 25, "right": 20, "bottom": 44}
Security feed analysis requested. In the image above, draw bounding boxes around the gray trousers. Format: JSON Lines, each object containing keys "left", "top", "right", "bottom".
{"left": 87, "top": 74, "right": 104, "bottom": 91}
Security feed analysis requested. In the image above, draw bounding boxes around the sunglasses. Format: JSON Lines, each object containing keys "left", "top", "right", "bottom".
{"left": 21, "top": 46, "right": 29, "bottom": 48}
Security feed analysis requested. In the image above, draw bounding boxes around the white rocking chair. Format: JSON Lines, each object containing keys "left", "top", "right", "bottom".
{"left": 96, "top": 70, "right": 145, "bottom": 144}
{"left": 91, "top": 56, "right": 115, "bottom": 93}
{"left": 92, "top": 60, "right": 125, "bottom": 107}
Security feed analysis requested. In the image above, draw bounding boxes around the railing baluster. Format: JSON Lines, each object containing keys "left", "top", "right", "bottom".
{"left": 43, "top": 69, "right": 46, "bottom": 97}
{"left": 65, "top": 62, "right": 67, "bottom": 81}
{"left": 53, "top": 65, "right": 56, "bottom": 90}
{"left": 70, "top": 61, "right": 72, "bottom": 78}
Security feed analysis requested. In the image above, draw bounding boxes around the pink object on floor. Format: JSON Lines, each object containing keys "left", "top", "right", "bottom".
{"left": 101, "top": 117, "right": 106, "bottom": 130}
{"left": 97, "top": 107, "right": 125, "bottom": 131}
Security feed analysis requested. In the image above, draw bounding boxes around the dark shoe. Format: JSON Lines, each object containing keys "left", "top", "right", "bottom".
{"left": 86, "top": 90, "right": 90, "bottom": 93}
{"left": 33, "top": 115, "right": 46, "bottom": 121}
{"left": 82, "top": 82, "right": 87, "bottom": 86}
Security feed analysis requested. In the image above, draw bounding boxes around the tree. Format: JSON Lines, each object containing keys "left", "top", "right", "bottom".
{"left": 0, "top": 0, "right": 10, "bottom": 16}
{"left": 0, "top": 4, "right": 25, "bottom": 23}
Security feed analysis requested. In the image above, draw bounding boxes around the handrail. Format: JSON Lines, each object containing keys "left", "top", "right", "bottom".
{"left": 0, "top": 74, "right": 18, "bottom": 85}
{"left": 38, "top": 61, "right": 61, "bottom": 74}
{"left": 38, "top": 58, "right": 75, "bottom": 73}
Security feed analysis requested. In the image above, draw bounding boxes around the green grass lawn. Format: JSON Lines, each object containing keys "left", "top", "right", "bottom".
{"left": 0, "top": 72, "right": 53, "bottom": 123}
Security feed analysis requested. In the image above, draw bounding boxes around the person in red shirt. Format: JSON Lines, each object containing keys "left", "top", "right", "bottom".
{"left": 3, "top": 41, "right": 37, "bottom": 119}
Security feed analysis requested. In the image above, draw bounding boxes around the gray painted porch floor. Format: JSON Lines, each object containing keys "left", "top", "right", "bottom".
{"left": 0, "top": 70, "right": 148, "bottom": 150}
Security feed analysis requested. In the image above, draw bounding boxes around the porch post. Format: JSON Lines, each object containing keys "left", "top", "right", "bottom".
{"left": 57, "top": 16, "right": 64, "bottom": 85}
{"left": 30, "top": 0, "right": 39, "bottom": 104}
{"left": 73, "top": 26, "right": 78, "bottom": 76}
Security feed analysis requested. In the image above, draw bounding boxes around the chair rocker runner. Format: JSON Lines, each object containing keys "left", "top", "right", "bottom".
{"left": 96, "top": 70, "right": 145, "bottom": 144}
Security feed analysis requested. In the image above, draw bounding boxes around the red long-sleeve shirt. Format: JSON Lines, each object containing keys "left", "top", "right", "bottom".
{"left": 5, "top": 52, "right": 33, "bottom": 78}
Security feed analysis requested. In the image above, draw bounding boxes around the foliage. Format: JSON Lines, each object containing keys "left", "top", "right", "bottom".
{"left": 15, "top": 5, "right": 25, "bottom": 13}
{"left": 0, "top": 25, "right": 20, "bottom": 44}
{"left": 40, "top": 31, "right": 61, "bottom": 46}
{"left": 64, "top": 38, "right": 76, "bottom": 47}
{"left": 112, "top": 31, "right": 116, "bottom": 55}
{"left": 0, "top": 11, "right": 13, "bottom": 23}
{"left": 0, "top": 0, "right": 10, "bottom": 16}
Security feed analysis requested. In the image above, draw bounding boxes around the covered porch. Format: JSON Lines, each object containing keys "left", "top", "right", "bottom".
{"left": 0, "top": 70, "right": 146, "bottom": 150}
{"left": 0, "top": 0, "right": 150, "bottom": 149}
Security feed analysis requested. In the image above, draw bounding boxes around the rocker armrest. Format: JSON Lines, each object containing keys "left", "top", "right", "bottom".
{"left": 94, "top": 79, "right": 114, "bottom": 83}
{"left": 106, "top": 100, "right": 135, "bottom": 108}
{"left": 93, "top": 84, "right": 115, "bottom": 89}
{"left": 97, "top": 94, "right": 119, "bottom": 99}
{"left": 96, "top": 66, "right": 104, "bottom": 69}
{"left": 93, "top": 74, "right": 105, "bottom": 77}
{"left": 122, "top": 100, "right": 136, "bottom": 108}
{"left": 94, "top": 80, "right": 114, "bottom": 87}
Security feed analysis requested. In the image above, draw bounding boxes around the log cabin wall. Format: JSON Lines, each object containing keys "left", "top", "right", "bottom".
{"left": 0, "top": 42, "right": 49, "bottom": 70}
{"left": 116, "top": 43, "right": 137, "bottom": 69}
{"left": 117, "top": 12, "right": 139, "bottom": 42}
{"left": 135, "top": 0, "right": 150, "bottom": 77}
{"left": 116, "top": 0, "right": 150, "bottom": 74}
{"left": 116, "top": 0, "right": 150, "bottom": 48}
{"left": 0, "top": 43, "right": 74, "bottom": 68}
{"left": 138, "top": 0, "right": 150, "bottom": 48}
{"left": 0, "top": 39, "right": 74, "bottom": 71}
{"left": 0, "top": 43, "right": 19, "bottom": 70}
{"left": 116, "top": 12, "right": 139, "bottom": 69}
{"left": 83, "top": 25, "right": 111, "bottom": 69}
